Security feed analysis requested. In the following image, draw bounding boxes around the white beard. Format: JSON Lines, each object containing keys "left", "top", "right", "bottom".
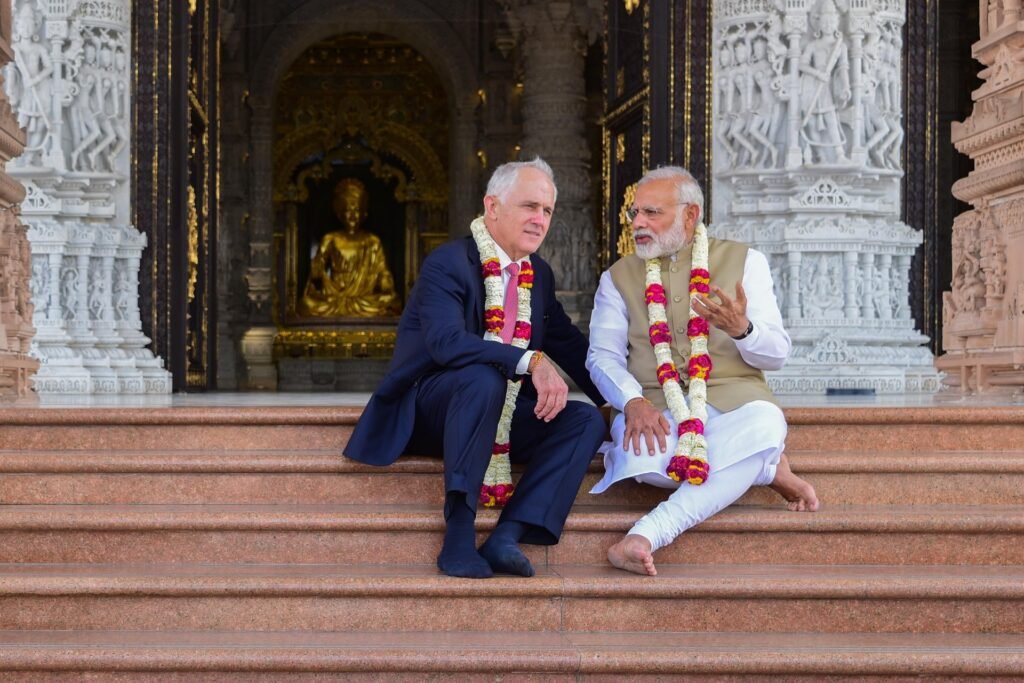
{"left": 633, "top": 216, "right": 689, "bottom": 260}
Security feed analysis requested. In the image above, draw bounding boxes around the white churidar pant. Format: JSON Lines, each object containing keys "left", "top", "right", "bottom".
{"left": 591, "top": 399, "right": 786, "bottom": 552}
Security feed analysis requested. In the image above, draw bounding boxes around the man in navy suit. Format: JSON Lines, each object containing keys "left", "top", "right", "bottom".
{"left": 345, "top": 158, "right": 606, "bottom": 578}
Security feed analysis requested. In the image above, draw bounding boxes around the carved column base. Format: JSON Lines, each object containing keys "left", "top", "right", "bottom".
{"left": 0, "top": 354, "right": 39, "bottom": 401}
{"left": 241, "top": 326, "right": 278, "bottom": 391}
{"left": 767, "top": 327, "right": 942, "bottom": 395}
{"left": 936, "top": 351, "right": 1024, "bottom": 399}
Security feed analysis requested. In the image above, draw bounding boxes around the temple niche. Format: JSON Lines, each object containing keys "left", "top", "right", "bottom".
{"left": 268, "top": 34, "right": 450, "bottom": 391}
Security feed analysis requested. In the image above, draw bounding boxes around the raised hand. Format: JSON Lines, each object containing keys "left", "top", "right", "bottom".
{"left": 693, "top": 281, "right": 750, "bottom": 338}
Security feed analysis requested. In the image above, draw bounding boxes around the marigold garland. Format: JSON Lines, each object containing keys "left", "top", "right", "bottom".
{"left": 471, "top": 217, "right": 533, "bottom": 507}
{"left": 643, "top": 222, "right": 712, "bottom": 485}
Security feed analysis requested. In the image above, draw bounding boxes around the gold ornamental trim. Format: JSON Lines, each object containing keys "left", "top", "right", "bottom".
{"left": 274, "top": 329, "right": 398, "bottom": 360}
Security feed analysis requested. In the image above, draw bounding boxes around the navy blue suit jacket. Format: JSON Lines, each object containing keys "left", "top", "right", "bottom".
{"left": 345, "top": 236, "right": 605, "bottom": 466}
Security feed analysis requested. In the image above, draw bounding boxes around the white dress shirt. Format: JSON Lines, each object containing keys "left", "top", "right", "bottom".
{"left": 586, "top": 248, "right": 791, "bottom": 412}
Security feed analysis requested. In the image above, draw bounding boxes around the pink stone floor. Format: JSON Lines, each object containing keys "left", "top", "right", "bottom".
{"left": 9, "top": 390, "right": 1023, "bottom": 409}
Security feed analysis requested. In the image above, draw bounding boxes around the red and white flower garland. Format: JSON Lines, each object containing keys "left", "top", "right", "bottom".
{"left": 644, "top": 222, "right": 712, "bottom": 485}
{"left": 471, "top": 217, "right": 533, "bottom": 507}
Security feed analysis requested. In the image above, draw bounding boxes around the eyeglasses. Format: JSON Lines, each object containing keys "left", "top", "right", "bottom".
{"left": 625, "top": 202, "right": 689, "bottom": 222}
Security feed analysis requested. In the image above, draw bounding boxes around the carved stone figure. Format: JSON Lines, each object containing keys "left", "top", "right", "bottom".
{"left": 747, "top": 37, "right": 783, "bottom": 168}
{"left": 298, "top": 179, "right": 401, "bottom": 318}
{"left": 799, "top": 0, "right": 851, "bottom": 164}
{"left": 70, "top": 41, "right": 101, "bottom": 171}
{"left": 61, "top": 268, "right": 77, "bottom": 321}
{"left": 10, "top": 5, "right": 54, "bottom": 166}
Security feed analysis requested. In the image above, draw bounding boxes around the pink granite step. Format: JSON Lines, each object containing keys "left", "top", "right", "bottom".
{"left": 0, "top": 503, "right": 1020, "bottom": 566}
{"left": 0, "top": 406, "right": 1022, "bottom": 451}
{"left": 0, "top": 563, "right": 1021, "bottom": 634}
{"left": 2, "top": 449, "right": 1022, "bottom": 506}
{"left": 0, "top": 407, "right": 360, "bottom": 451}
{"left": 0, "top": 630, "right": 1022, "bottom": 679}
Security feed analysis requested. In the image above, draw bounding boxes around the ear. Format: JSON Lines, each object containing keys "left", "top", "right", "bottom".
{"left": 684, "top": 203, "right": 701, "bottom": 237}
{"left": 483, "top": 195, "right": 500, "bottom": 220}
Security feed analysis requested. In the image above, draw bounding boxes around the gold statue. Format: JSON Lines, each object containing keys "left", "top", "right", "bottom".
{"left": 298, "top": 178, "right": 401, "bottom": 317}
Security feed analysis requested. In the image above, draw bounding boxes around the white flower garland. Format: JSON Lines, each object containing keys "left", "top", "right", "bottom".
{"left": 644, "top": 222, "right": 711, "bottom": 484}
{"left": 471, "top": 217, "right": 532, "bottom": 506}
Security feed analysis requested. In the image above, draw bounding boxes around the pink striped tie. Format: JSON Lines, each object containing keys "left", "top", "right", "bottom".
{"left": 500, "top": 262, "right": 520, "bottom": 344}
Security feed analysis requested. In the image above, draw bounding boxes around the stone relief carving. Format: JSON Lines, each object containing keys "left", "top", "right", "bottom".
{"left": 712, "top": 0, "right": 937, "bottom": 394}
{"left": 714, "top": 0, "right": 906, "bottom": 173}
{"left": 939, "top": 1, "right": 1024, "bottom": 394}
{"left": 7, "top": 0, "right": 170, "bottom": 394}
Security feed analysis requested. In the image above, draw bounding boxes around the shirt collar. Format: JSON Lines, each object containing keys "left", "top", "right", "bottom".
{"left": 493, "top": 241, "right": 515, "bottom": 271}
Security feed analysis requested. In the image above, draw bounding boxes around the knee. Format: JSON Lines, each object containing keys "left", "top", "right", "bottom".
{"left": 759, "top": 403, "right": 788, "bottom": 445}
{"left": 451, "top": 364, "right": 508, "bottom": 406}
{"left": 564, "top": 402, "right": 607, "bottom": 443}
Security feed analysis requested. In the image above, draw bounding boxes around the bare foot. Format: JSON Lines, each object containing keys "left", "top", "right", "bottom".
{"left": 607, "top": 534, "right": 657, "bottom": 576}
{"left": 769, "top": 453, "right": 820, "bottom": 511}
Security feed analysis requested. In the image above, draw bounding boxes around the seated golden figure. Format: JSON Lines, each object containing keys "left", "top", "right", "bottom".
{"left": 298, "top": 178, "right": 401, "bottom": 317}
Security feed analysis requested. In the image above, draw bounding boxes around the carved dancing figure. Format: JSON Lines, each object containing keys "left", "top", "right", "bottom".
{"left": 113, "top": 267, "right": 131, "bottom": 321}
{"left": 860, "top": 30, "right": 891, "bottom": 168}
{"left": 877, "top": 33, "right": 904, "bottom": 168}
{"left": 10, "top": 5, "right": 54, "bottom": 166}
{"left": 715, "top": 45, "right": 740, "bottom": 168}
{"left": 70, "top": 41, "right": 102, "bottom": 171}
{"left": 89, "top": 44, "right": 120, "bottom": 171}
{"left": 61, "top": 268, "right": 78, "bottom": 321}
{"left": 108, "top": 48, "right": 130, "bottom": 167}
{"left": 746, "top": 37, "right": 783, "bottom": 168}
{"left": 728, "top": 40, "right": 760, "bottom": 166}
{"left": 798, "top": 0, "right": 851, "bottom": 164}
{"left": 88, "top": 272, "right": 106, "bottom": 321}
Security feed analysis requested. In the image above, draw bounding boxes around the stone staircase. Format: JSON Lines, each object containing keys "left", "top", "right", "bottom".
{"left": 0, "top": 405, "right": 1022, "bottom": 679}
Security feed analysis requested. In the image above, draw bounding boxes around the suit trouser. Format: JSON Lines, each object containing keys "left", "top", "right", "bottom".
{"left": 408, "top": 363, "right": 606, "bottom": 545}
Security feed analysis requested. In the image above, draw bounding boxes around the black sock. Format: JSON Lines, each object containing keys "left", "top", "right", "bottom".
{"left": 480, "top": 520, "right": 535, "bottom": 577}
{"left": 437, "top": 492, "right": 492, "bottom": 579}
{"left": 443, "top": 492, "right": 477, "bottom": 550}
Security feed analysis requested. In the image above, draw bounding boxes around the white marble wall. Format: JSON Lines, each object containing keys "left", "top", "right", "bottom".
{"left": 8, "top": 0, "right": 170, "bottom": 393}
{"left": 710, "top": 0, "right": 940, "bottom": 394}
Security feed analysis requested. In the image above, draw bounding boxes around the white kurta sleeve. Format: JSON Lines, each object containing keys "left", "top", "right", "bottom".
{"left": 733, "top": 248, "right": 791, "bottom": 371}
{"left": 587, "top": 270, "right": 644, "bottom": 411}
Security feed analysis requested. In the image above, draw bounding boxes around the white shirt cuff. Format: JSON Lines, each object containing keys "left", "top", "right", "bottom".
{"left": 516, "top": 350, "right": 534, "bottom": 375}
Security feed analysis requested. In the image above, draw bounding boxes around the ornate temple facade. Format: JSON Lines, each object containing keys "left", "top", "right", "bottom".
{"left": 0, "top": 0, "right": 1010, "bottom": 398}
{"left": 0, "top": 2, "right": 37, "bottom": 399}
{"left": 708, "top": 0, "right": 940, "bottom": 394}
{"left": 936, "top": 2, "right": 1024, "bottom": 398}
{"left": 6, "top": 0, "right": 170, "bottom": 394}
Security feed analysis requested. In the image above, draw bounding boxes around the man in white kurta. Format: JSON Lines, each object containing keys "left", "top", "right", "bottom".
{"left": 587, "top": 166, "right": 818, "bottom": 576}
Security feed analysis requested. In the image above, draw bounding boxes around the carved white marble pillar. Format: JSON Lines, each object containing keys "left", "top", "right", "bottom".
{"left": 8, "top": 0, "right": 170, "bottom": 393}
{"left": 937, "top": 1, "right": 1024, "bottom": 397}
{"left": 502, "top": 0, "right": 601, "bottom": 321}
{"left": 710, "top": 0, "right": 940, "bottom": 394}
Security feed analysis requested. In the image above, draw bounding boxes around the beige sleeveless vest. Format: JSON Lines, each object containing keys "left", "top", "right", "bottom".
{"left": 608, "top": 237, "right": 778, "bottom": 414}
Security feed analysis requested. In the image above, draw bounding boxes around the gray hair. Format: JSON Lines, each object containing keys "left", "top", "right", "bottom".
{"left": 638, "top": 166, "right": 704, "bottom": 224}
{"left": 485, "top": 157, "right": 558, "bottom": 204}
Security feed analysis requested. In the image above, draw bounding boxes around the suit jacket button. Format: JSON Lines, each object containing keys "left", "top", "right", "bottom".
{"left": 673, "top": 296, "right": 682, "bottom": 302}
